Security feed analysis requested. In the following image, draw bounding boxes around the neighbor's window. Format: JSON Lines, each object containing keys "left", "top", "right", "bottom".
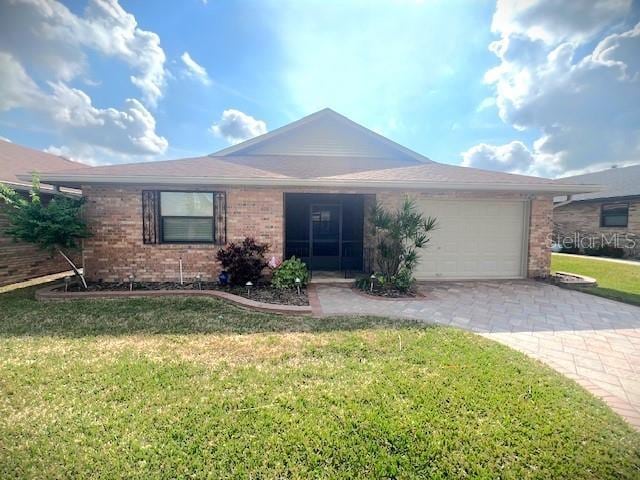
{"left": 600, "top": 203, "right": 629, "bottom": 228}
{"left": 160, "top": 192, "right": 215, "bottom": 242}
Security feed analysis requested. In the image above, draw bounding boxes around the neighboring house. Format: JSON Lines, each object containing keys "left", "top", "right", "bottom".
{"left": 554, "top": 165, "right": 640, "bottom": 258}
{"left": 30, "top": 109, "right": 593, "bottom": 283}
{"left": 0, "top": 139, "right": 84, "bottom": 286}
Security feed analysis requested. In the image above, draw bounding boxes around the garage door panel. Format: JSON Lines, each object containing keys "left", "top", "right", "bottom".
{"left": 415, "top": 200, "right": 526, "bottom": 280}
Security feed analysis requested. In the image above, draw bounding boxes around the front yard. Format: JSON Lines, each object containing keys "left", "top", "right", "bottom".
{"left": 552, "top": 254, "right": 640, "bottom": 305}
{"left": 1, "top": 287, "right": 639, "bottom": 478}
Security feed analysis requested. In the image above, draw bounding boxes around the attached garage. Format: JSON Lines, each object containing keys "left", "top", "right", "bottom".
{"left": 414, "top": 199, "right": 529, "bottom": 280}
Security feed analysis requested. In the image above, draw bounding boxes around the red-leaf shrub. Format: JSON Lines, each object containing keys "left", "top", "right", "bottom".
{"left": 216, "top": 237, "right": 269, "bottom": 285}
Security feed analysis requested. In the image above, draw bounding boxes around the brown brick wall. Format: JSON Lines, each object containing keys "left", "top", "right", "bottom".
{"left": 82, "top": 185, "right": 553, "bottom": 282}
{"left": 373, "top": 191, "right": 553, "bottom": 278}
{"left": 0, "top": 197, "right": 81, "bottom": 287}
{"left": 553, "top": 199, "right": 640, "bottom": 257}
{"left": 528, "top": 196, "right": 553, "bottom": 277}
{"left": 82, "top": 185, "right": 283, "bottom": 283}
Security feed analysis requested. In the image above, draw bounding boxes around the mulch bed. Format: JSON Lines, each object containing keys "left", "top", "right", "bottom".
{"left": 58, "top": 282, "right": 309, "bottom": 306}
{"left": 354, "top": 284, "right": 420, "bottom": 299}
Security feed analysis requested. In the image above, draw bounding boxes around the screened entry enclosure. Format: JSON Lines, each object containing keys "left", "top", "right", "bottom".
{"left": 284, "top": 193, "right": 365, "bottom": 271}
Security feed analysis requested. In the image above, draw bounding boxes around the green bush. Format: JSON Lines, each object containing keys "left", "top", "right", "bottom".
{"left": 391, "top": 267, "right": 414, "bottom": 292}
{"left": 272, "top": 257, "right": 309, "bottom": 289}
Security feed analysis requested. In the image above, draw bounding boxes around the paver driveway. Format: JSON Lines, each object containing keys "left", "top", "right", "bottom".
{"left": 313, "top": 280, "right": 640, "bottom": 429}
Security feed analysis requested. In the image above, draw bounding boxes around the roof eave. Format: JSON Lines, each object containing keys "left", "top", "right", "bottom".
{"left": 1, "top": 180, "right": 81, "bottom": 197}
{"left": 23, "top": 174, "right": 600, "bottom": 194}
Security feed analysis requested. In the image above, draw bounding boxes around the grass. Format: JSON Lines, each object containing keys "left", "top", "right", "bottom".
{"left": 1, "top": 287, "right": 639, "bottom": 478}
{"left": 552, "top": 254, "right": 640, "bottom": 306}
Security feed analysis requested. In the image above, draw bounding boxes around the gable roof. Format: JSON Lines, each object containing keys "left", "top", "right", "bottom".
{"left": 213, "top": 108, "right": 430, "bottom": 164}
{"left": 554, "top": 164, "right": 640, "bottom": 203}
{"left": 26, "top": 108, "right": 598, "bottom": 195}
{"left": 0, "top": 139, "right": 83, "bottom": 193}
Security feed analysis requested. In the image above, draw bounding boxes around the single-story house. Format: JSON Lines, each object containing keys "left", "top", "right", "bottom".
{"left": 30, "top": 109, "right": 594, "bottom": 283}
{"left": 554, "top": 165, "right": 640, "bottom": 258}
{"left": 0, "top": 139, "right": 83, "bottom": 286}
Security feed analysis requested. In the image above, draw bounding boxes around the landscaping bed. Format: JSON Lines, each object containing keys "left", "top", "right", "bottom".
{"left": 354, "top": 278, "right": 420, "bottom": 298}
{"left": 58, "top": 281, "right": 309, "bottom": 306}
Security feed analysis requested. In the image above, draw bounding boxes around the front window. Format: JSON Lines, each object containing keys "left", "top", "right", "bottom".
{"left": 600, "top": 203, "right": 628, "bottom": 228}
{"left": 160, "top": 192, "right": 215, "bottom": 242}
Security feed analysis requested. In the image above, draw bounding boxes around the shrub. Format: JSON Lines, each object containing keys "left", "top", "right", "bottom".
{"left": 216, "top": 238, "right": 269, "bottom": 285}
{"left": 271, "top": 256, "right": 309, "bottom": 289}
{"left": 370, "top": 197, "right": 437, "bottom": 289}
{"left": 0, "top": 178, "right": 90, "bottom": 288}
{"left": 391, "top": 267, "right": 414, "bottom": 292}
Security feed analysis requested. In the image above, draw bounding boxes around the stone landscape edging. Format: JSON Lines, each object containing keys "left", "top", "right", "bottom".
{"left": 35, "top": 283, "right": 312, "bottom": 316}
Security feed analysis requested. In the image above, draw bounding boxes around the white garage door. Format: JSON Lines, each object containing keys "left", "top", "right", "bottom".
{"left": 414, "top": 199, "right": 527, "bottom": 280}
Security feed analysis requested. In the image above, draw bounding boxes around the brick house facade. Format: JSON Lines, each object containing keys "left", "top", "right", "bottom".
{"left": 33, "top": 109, "right": 588, "bottom": 283}
{"left": 553, "top": 198, "right": 640, "bottom": 257}
{"left": 82, "top": 184, "right": 555, "bottom": 283}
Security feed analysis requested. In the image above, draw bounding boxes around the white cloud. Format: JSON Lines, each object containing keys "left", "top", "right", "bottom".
{"left": 0, "top": 53, "right": 44, "bottom": 111}
{"left": 463, "top": 141, "right": 535, "bottom": 174}
{"left": 0, "top": 0, "right": 167, "bottom": 106}
{"left": 180, "top": 52, "right": 211, "bottom": 86}
{"left": 0, "top": 136, "right": 12, "bottom": 143}
{"left": 47, "top": 83, "right": 168, "bottom": 156}
{"left": 465, "top": 2, "right": 640, "bottom": 177}
{"left": 492, "top": 0, "right": 632, "bottom": 44}
{"left": 0, "top": 52, "right": 167, "bottom": 164}
{"left": 476, "top": 97, "right": 496, "bottom": 112}
{"left": 210, "top": 109, "right": 267, "bottom": 145}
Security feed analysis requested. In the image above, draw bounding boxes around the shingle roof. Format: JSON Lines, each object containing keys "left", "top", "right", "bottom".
{"left": 0, "top": 139, "right": 83, "bottom": 190}
{"left": 56, "top": 156, "right": 290, "bottom": 179}
{"left": 322, "top": 162, "right": 559, "bottom": 186}
{"left": 27, "top": 109, "right": 598, "bottom": 194}
{"left": 555, "top": 164, "right": 640, "bottom": 202}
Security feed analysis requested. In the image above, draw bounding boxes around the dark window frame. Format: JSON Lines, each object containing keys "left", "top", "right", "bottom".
{"left": 600, "top": 202, "right": 629, "bottom": 228}
{"left": 159, "top": 191, "right": 219, "bottom": 244}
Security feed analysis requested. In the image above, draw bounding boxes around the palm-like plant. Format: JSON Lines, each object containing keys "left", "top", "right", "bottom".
{"left": 370, "top": 197, "right": 437, "bottom": 290}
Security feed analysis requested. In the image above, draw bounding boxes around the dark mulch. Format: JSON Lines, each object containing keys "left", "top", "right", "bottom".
{"left": 355, "top": 283, "right": 419, "bottom": 298}
{"left": 58, "top": 281, "right": 309, "bottom": 306}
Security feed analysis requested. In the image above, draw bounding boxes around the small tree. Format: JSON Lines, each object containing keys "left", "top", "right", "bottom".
{"left": 370, "top": 197, "right": 437, "bottom": 290}
{"left": 0, "top": 177, "right": 90, "bottom": 288}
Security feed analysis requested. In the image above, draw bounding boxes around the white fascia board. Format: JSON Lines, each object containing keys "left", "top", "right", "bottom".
{"left": 22, "top": 173, "right": 602, "bottom": 194}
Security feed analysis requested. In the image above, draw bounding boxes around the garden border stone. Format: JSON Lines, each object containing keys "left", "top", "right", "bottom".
{"left": 35, "top": 283, "right": 312, "bottom": 316}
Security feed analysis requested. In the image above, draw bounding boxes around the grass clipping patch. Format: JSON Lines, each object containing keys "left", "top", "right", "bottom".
{"left": 1, "top": 290, "right": 639, "bottom": 478}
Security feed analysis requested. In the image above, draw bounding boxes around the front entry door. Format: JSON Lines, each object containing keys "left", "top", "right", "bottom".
{"left": 310, "top": 204, "right": 341, "bottom": 270}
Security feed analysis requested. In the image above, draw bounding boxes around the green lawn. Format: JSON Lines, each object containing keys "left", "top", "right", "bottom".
{"left": 1, "top": 287, "right": 639, "bottom": 479}
{"left": 552, "top": 254, "right": 640, "bottom": 306}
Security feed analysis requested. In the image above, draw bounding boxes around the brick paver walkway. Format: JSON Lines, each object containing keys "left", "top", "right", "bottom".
{"left": 313, "top": 280, "right": 640, "bottom": 429}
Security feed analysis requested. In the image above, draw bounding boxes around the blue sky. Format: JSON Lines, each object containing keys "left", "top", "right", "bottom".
{"left": 0, "top": 0, "right": 638, "bottom": 176}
